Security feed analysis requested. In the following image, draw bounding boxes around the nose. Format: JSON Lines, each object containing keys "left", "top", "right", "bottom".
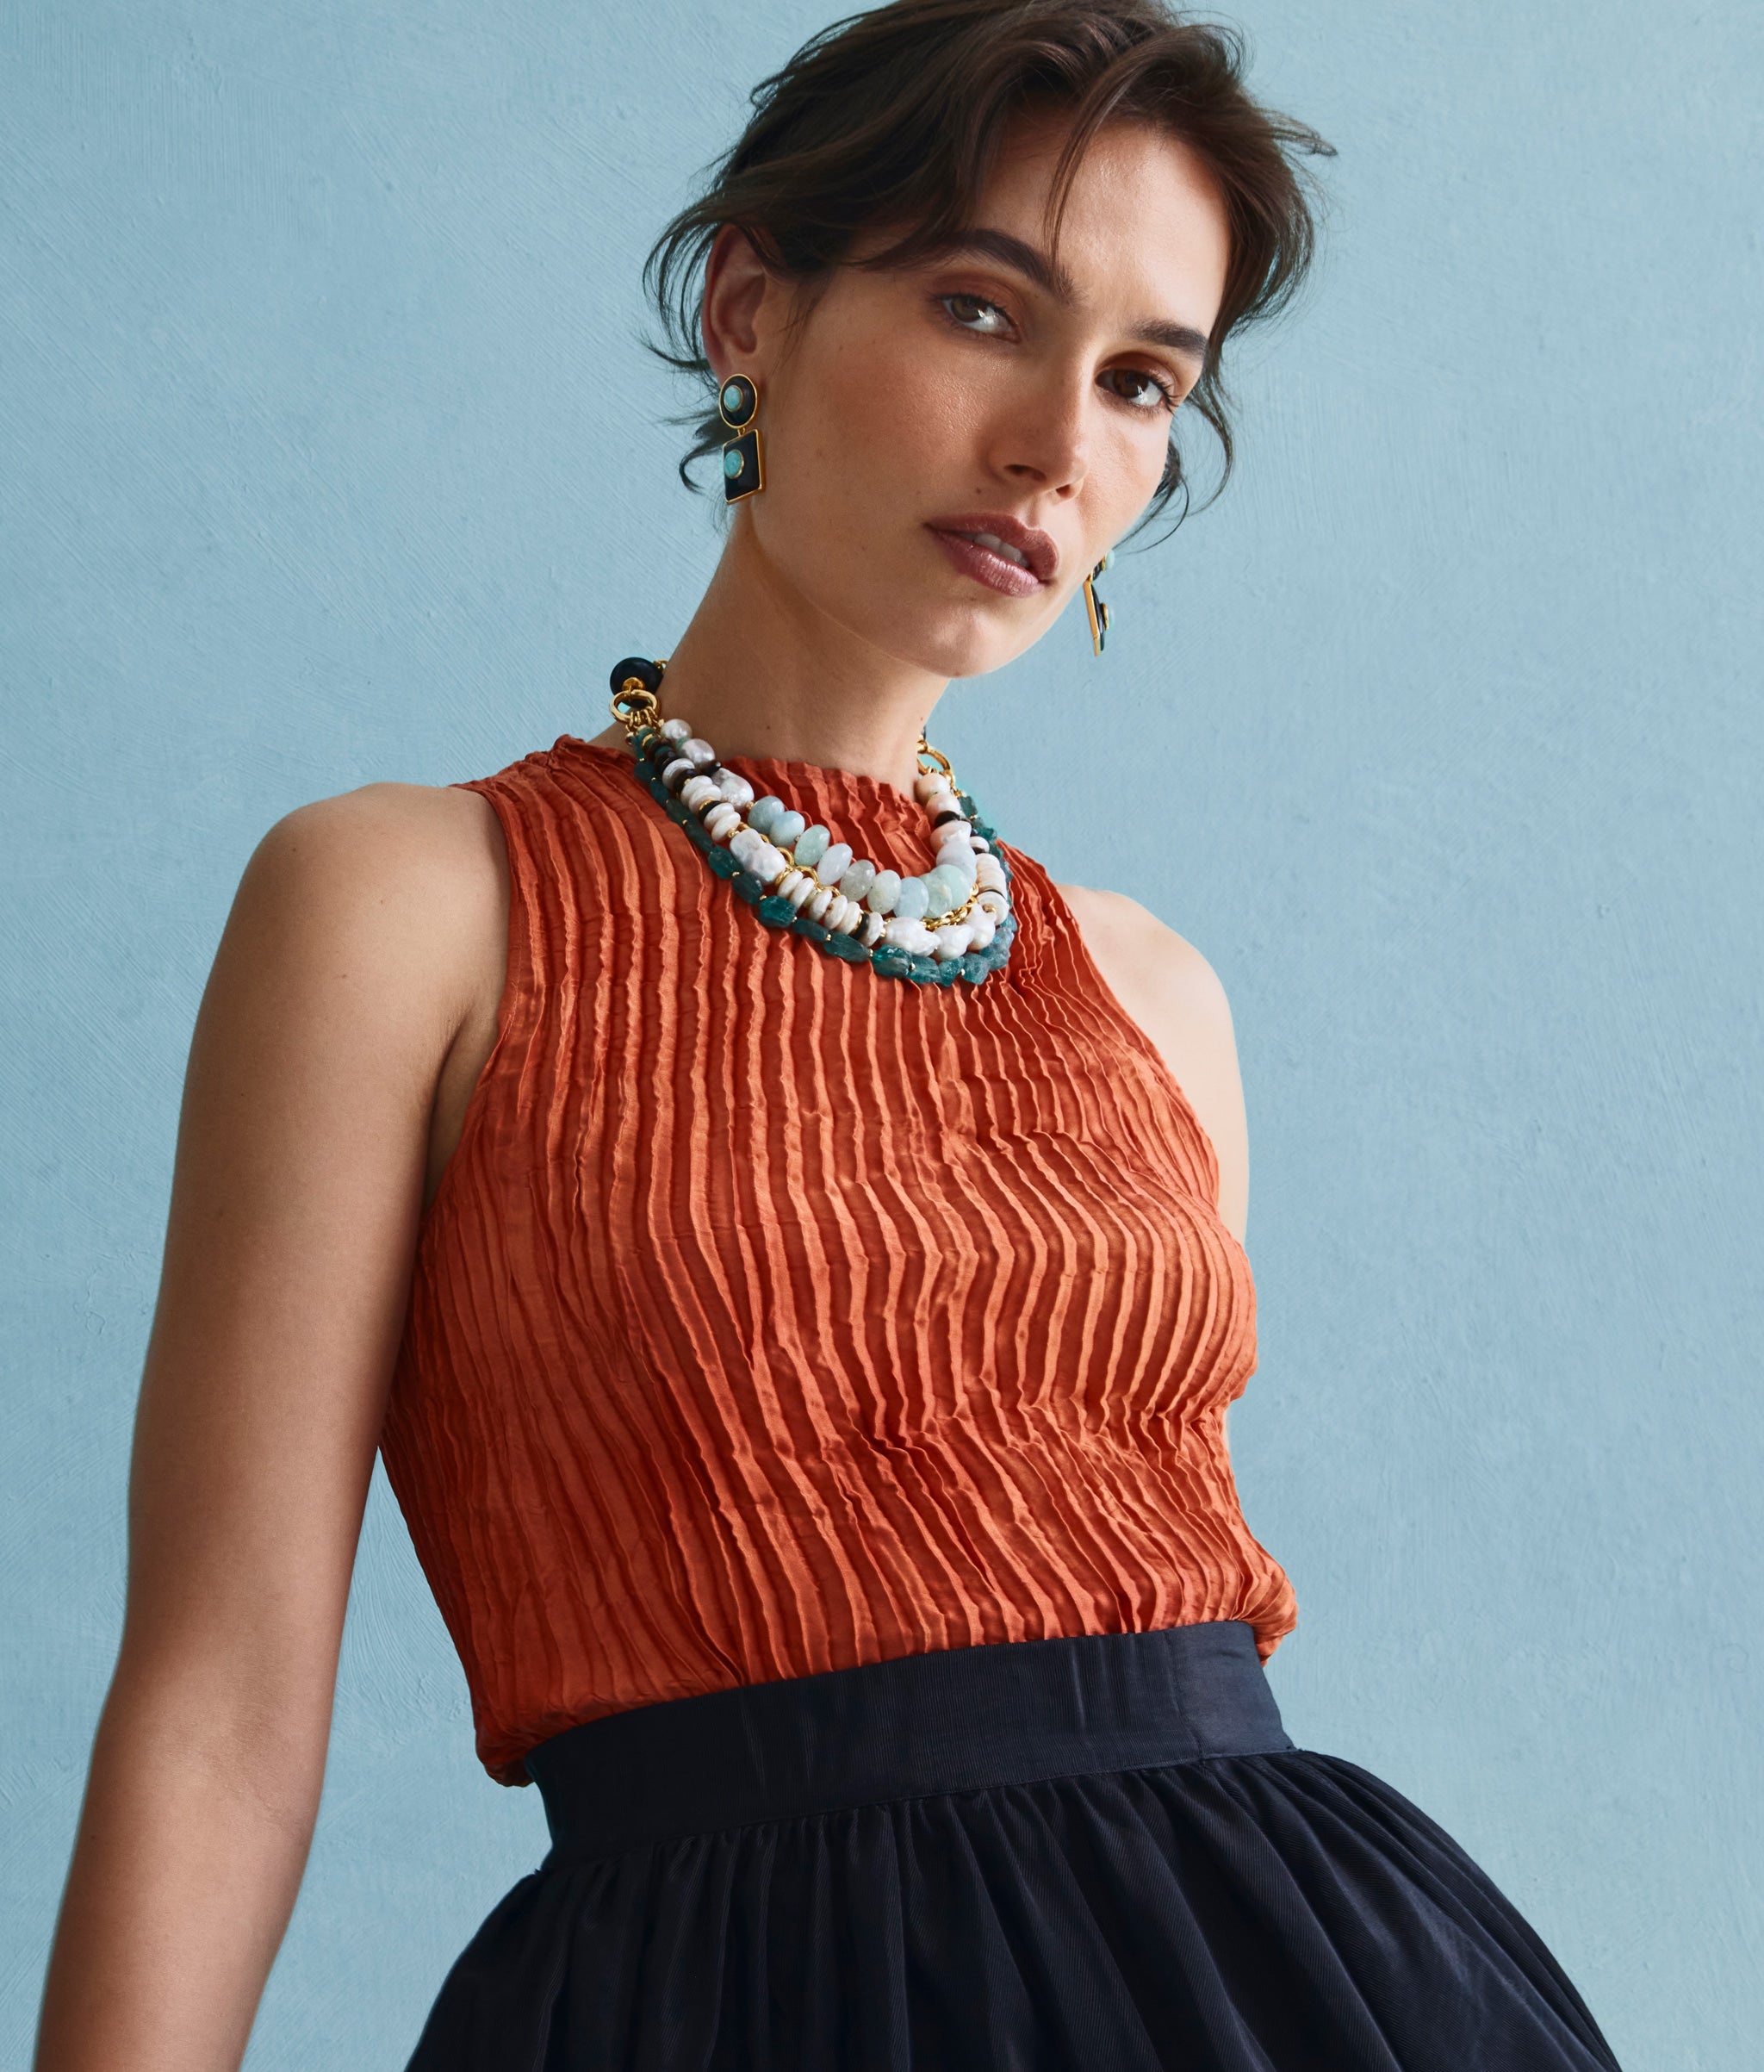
{"left": 991, "top": 371, "right": 1088, "bottom": 501}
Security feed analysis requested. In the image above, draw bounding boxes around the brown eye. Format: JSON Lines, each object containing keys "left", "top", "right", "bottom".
{"left": 1102, "top": 366, "right": 1179, "bottom": 414}
{"left": 940, "top": 293, "right": 1011, "bottom": 336}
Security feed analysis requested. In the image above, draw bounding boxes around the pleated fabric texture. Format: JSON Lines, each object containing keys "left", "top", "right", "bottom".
{"left": 379, "top": 736, "right": 1297, "bottom": 1787}
{"left": 401, "top": 1622, "right": 1624, "bottom": 2071}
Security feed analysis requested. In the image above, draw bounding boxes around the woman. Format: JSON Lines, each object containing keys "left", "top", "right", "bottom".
{"left": 36, "top": 2, "right": 1625, "bottom": 2067}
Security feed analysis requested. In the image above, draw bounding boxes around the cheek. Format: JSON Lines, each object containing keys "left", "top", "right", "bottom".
{"left": 777, "top": 320, "right": 978, "bottom": 528}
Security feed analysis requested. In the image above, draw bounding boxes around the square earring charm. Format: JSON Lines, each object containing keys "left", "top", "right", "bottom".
{"left": 717, "top": 374, "right": 764, "bottom": 502}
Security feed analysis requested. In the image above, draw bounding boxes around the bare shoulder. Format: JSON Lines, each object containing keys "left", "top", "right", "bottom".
{"left": 1053, "top": 881, "right": 1250, "bottom": 1242}
{"left": 240, "top": 780, "right": 509, "bottom": 1203}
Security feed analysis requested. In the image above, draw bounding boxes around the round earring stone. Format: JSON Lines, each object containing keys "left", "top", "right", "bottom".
{"left": 723, "top": 449, "right": 742, "bottom": 479}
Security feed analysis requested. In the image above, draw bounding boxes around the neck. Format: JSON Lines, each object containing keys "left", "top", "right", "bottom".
{"left": 591, "top": 516, "right": 948, "bottom": 796}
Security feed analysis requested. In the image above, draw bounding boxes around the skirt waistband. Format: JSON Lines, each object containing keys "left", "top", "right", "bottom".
{"left": 524, "top": 1621, "right": 1294, "bottom": 1865}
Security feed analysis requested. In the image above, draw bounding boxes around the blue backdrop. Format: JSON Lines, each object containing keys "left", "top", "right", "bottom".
{"left": 4, "top": 3, "right": 1759, "bottom": 2065}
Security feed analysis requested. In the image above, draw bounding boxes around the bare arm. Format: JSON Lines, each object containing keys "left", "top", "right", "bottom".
{"left": 1056, "top": 882, "right": 1251, "bottom": 1245}
{"left": 34, "top": 781, "right": 501, "bottom": 2072}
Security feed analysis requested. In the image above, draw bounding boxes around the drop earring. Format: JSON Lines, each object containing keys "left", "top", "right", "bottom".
{"left": 1083, "top": 550, "right": 1114, "bottom": 655}
{"left": 718, "top": 373, "right": 764, "bottom": 502}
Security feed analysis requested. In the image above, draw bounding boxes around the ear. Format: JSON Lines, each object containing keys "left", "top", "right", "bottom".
{"left": 700, "top": 222, "right": 779, "bottom": 382}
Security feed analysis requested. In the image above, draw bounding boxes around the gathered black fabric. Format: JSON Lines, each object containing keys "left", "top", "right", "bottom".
{"left": 403, "top": 1622, "right": 1623, "bottom": 2070}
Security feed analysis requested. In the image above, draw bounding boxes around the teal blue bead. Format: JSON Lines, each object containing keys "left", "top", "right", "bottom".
{"left": 972, "top": 820, "right": 995, "bottom": 841}
{"left": 731, "top": 870, "right": 767, "bottom": 904}
{"left": 792, "top": 915, "right": 829, "bottom": 942}
{"left": 757, "top": 893, "right": 797, "bottom": 925}
{"left": 685, "top": 817, "right": 712, "bottom": 849}
{"left": 666, "top": 798, "right": 693, "bottom": 825}
{"left": 793, "top": 824, "right": 830, "bottom": 868}
{"left": 871, "top": 945, "right": 913, "bottom": 979}
{"left": 772, "top": 808, "right": 806, "bottom": 847}
{"left": 723, "top": 449, "right": 742, "bottom": 479}
{"left": 934, "top": 957, "right": 962, "bottom": 986}
{"left": 908, "top": 954, "right": 941, "bottom": 982}
{"left": 826, "top": 930, "right": 868, "bottom": 961}
{"left": 959, "top": 952, "right": 989, "bottom": 982}
{"left": 722, "top": 382, "right": 742, "bottom": 414}
{"left": 648, "top": 777, "right": 671, "bottom": 804}
{"left": 706, "top": 846, "right": 739, "bottom": 879}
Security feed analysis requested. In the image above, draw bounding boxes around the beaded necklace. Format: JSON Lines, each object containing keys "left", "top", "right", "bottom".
{"left": 609, "top": 656, "right": 1017, "bottom": 987}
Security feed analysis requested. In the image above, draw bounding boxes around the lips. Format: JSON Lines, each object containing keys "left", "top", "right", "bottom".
{"left": 931, "top": 509, "right": 1055, "bottom": 584}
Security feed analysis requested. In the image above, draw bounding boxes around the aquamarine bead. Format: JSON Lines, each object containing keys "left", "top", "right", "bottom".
{"left": 722, "top": 383, "right": 743, "bottom": 414}
{"left": 838, "top": 858, "right": 877, "bottom": 903}
{"left": 793, "top": 824, "right": 830, "bottom": 868}
{"left": 922, "top": 877, "right": 953, "bottom": 920}
{"left": 928, "top": 862, "right": 972, "bottom": 905}
{"left": 865, "top": 868, "right": 901, "bottom": 915}
{"left": 748, "top": 796, "right": 784, "bottom": 836}
{"left": 769, "top": 808, "right": 805, "bottom": 847}
{"left": 892, "top": 875, "right": 929, "bottom": 920}
{"left": 723, "top": 449, "right": 742, "bottom": 479}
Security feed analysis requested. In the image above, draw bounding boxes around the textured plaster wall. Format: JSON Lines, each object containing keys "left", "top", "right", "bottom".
{"left": 3, "top": 3, "right": 1759, "bottom": 2065}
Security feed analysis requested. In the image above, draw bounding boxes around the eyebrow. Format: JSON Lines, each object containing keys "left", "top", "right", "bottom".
{"left": 925, "top": 226, "right": 1212, "bottom": 370}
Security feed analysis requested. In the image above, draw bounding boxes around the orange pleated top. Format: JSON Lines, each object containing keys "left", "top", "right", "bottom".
{"left": 380, "top": 735, "right": 1296, "bottom": 1785}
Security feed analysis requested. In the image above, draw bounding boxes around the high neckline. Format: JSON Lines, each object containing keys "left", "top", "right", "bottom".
{"left": 560, "top": 737, "right": 927, "bottom": 821}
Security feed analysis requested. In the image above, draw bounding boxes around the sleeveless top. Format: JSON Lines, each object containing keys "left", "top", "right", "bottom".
{"left": 379, "top": 737, "right": 1297, "bottom": 1785}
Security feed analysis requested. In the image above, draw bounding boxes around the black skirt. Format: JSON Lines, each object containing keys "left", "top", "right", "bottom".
{"left": 403, "top": 1622, "right": 1623, "bottom": 2069}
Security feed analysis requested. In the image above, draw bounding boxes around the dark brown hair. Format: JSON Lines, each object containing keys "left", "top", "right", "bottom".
{"left": 643, "top": 0, "right": 1333, "bottom": 543}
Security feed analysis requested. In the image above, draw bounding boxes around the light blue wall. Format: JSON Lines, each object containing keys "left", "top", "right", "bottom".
{"left": 3, "top": 3, "right": 1758, "bottom": 2064}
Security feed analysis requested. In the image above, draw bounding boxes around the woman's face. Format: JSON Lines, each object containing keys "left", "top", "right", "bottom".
{"left": 733, "top": 113, "right": 1232, "bottom": 679}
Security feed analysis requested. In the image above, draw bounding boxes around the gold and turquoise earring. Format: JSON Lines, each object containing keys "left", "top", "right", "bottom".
{"left": 718, "top": 373, "right": 764, "bottom": 501}
{"left": 1083, "top": 550, "right": 1114, "bottom": 655}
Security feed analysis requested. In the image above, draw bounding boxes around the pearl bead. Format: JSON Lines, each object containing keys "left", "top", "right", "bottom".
{"left": 729, "top": 827, "right": 763, "bottom": 868}
{"left": 860, "top": 910, "right": 887, "bottom": 947}
{"left": 913, "top": 771, "right": 945, "bottom": 803}
{"left": 680, "top": 775, "right": 719, "bottom": 811}
{"left": 704, "top": 803, "right": 742, "bottom": 842}
{"left": 833, "top": 899, "right": 865, "bottom": 935}
{"left": 976, "top": 889, "right": 1008, "bottom": 918}
{"left": 892, "top": 875, "right": 929, "bottom": 920}
{"left": 782, "top": 871, "right": 817, "bottom": 911}
{"left": 814, "top": 840, "right": 853, "bottom": 886}
{"left": 752, "top": 842, "right": 790, "bottom": 884}
{"left": 794, "top": 824, "right": 830, "bottom": 868}
{"left": 967, "top": 909, "right": 997, "bottom": 949}
{"left": 661, "top": 756, "right": 695, "bottom": 792}
{"left": 660, "top": 717, "right": 692, "bottom": 742}
{"left": 823, "top": 893, "right": 850, "bottom": 930}
{"left": 934, "top": 843, "right": 977, "bottom": 880}
{"left": 883, "top": 915, "right": 935, "bottom": 953}
{"left": 975, "top": 855, "right": 1007, "bottom": 893}
{"left": 838, "top": 858, "right": 876, "bottom": 902}
{"left": 716, "top": 771, "right": 755, "bottom": 808}
{"left": 866, "top": 868, "right": 902, "bottom": 915}
{"left": 932, "top": 922, "right": 972, "bottom": 960}
{"left": 682, "top": 737, "right": 717, "bottom": 768}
